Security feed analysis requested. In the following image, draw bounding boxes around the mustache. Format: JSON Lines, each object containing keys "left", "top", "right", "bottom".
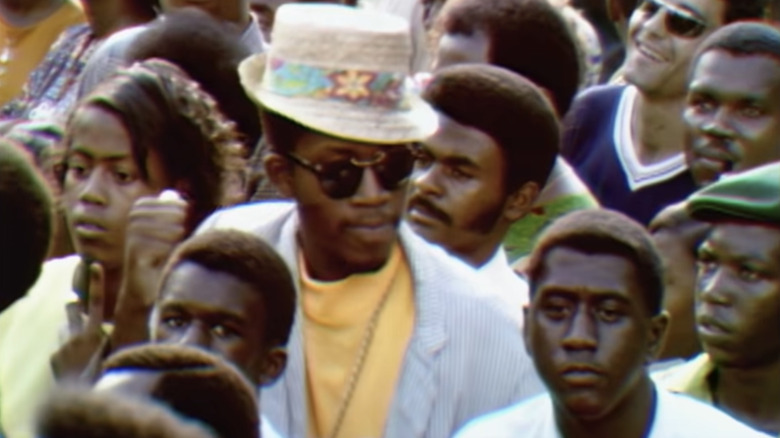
{"left": 408, "top": 195, "right": 452, "bottom": 225}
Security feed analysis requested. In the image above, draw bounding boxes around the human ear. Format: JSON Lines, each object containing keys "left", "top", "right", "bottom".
{"left": 258, "top": 347, "right": 288, "bottom": 386}
{"left": 503, "top": 181, "right": 540, "bottom": 223}
{"left": 264, "top": 153, "right": 294, "bottom": 198}
{"left": 646, "top": 310, "right": 670, "bottom": 364}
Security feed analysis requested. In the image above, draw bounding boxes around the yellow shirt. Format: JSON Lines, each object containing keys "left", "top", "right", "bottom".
{"left": 0, "top": 1, "right": 84, "bottom": 105}
{"left": 301, "top": 244, "right": 415, "bottom": 438}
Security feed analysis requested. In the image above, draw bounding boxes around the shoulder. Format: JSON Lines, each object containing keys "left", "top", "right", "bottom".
{"left": 653, "top": 389, "right": 773, "bottom": 438}
{"left": 652, "top": 353, "right": 714, "bottom": 400}
{"left": 454, "top": 394, "right": 555, "bottom": 438}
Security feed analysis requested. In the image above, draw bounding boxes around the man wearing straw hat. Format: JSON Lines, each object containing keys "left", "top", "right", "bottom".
{"left": 198, "top": 3, "right": 544, "bottom": 438}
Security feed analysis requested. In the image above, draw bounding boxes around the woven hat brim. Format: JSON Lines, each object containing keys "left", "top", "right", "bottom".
{"left": 239, "top": 54, "right": 438, "bottom": 144}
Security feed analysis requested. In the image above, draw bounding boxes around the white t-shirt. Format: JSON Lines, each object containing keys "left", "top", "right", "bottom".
{"left": 454, "top": 386, "right": 773, "bottom": 438}
{"left": 476, "top": 248, "right": 530, "bottom": 327}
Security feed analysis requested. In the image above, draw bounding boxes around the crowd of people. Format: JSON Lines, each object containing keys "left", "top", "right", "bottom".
{"left": 0, "top": 0, "right": 778, "bottom": 437}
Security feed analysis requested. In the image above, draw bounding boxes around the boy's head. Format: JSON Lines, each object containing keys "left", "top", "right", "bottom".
{"left": 684, "top": 21, "right": 780, "bottom": 187}
{"left": 525, "top": 209, "right": 668, "bottom": 420}
{"left": 0, "top": 140, "right": 53, "bottom": 311}
{"left": 152, "top": 229, "right": 295, "bottom": 385}
{"left": 687, "top": 162, "right": 780, "bottom": 369}
{"left": 62, "top": 59, "right": 243, "bottom": 270}
{"left": 435, "top": 0, "right": 580, "bottom": 116}
{"left": 95, "top": 344, "right": 258, "bottom": 438}
{"left": 239, "top": 4, "right": 438, "bottom": 280}
{"left": 408, "top": 64, "right": 559, "bottom": 266}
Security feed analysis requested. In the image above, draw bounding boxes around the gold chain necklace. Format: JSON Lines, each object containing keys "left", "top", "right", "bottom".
{"left": 326, "top": 283, "right": 394, "bottom": 438}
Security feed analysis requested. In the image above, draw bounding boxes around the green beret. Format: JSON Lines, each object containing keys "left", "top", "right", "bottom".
{"left": 687, "top": 162, "right": 780, "bottom": 226}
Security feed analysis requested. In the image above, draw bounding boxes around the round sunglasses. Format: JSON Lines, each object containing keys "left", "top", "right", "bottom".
{"left": 640, "top": 0, "right": 707, "bottom": 39}
{"left": 283, "top": 147, "right": 416, "bottom": 199}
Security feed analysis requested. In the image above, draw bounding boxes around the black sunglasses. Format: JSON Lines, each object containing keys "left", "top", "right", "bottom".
{"left": 641, "top": 0, "right": 707, "bottom": 39}
{"left": 283, "top": 147, "right": 416, "bottom": 199}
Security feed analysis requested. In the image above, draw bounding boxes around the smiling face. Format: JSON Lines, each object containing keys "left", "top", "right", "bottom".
{"left": 684, "top": 50, "right": 780, "bottom": 187}
{"left": 270, "top": 132, "right": 409, "bottom": 280}
{"left": 407, "top": 113, "right": 508, "bottom": 266}
{"left": 152, "top": 261, "right": 270, "bottom": 383}
{"left": 526, "top": 247, "right": 664, "bottom": 420}
{"left": 63, "top": 105, "right": 168, "bottom": 270}
{"left": 623, "top": 0, "right": 725, "bottom": 98}
{"left": 695, "top": 223, "right": 780, "bottom": 368}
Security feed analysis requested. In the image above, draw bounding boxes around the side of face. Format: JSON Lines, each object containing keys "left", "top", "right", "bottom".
{"left": 266, "top": 133, "right": 409, "bottom": 277}
{"left": 407, "top": 113, "right": 511, "bottom": 262}
{"left": 695, "top": 223, "right": 780, "bottom": 367}
{"left": 525, "top": 247, "right": 666, "bottom": 420}
{"left": 684, "top": 50, "right": 780, "bottom": 186}
{"left": 623, "top": 0, "right": 725, "bottom": 97}
{"left": 63, "top": 105, "right": 167, "bottom": 270}
{"left": 152, "top": 261, "right": 283, "bottom": 385}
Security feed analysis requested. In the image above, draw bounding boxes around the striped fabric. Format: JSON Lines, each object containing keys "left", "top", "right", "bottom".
{"left": 198, "top": 201, "right": 545, "bottom": 438}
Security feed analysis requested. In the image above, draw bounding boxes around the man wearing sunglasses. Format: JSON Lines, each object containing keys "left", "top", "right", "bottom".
{"left": 198, "top": 4, "right": 545, "bottom": 438}
{"left": 683, "top": 21, "right": 780, "bottom": 188}
{"left": 561, "top": 0, "right": 767, "bottom": 225}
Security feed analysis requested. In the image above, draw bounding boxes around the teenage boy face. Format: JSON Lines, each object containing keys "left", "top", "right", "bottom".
{"left": 63, "top": 105, "right": 168, "bottom": 270}
{"left": 525, "top": 247, "right": 666, "bottom": 420}
{"left": 269, "top": 132, "right": 410, "bottom": 280}
{"left": 408, "top": 113, "right": 508, "bottom": 261}
{"left": 623, "top": 0, "right": 724, "bottom": 97}
{"left": 684, "top": 51, "right": 780, "bottom": 187}
{"left": 695, "top": 223, "right": 780, "bottom": 367}
{"left": 152, "top": 261, "right": 276, "bottom": 384}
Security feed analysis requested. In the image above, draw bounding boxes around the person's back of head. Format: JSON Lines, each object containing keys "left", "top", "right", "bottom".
{"left": 437, "top": 0, "right": 581, "bottom": 116}
{"left": 127, "top": 8, "right": 263, "bottom": 157}
{"left": 36, "top": 387, "right": 217, "bottom": 438}
{"left": 0, "top": 140, "right": 53, "bottom": 311}
{"left": 98, "top": 344, "right": 260, "bottom": 438}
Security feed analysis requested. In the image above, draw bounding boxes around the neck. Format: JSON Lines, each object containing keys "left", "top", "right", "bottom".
{"left": 717, "top": 360, "right": 780, "bottom": 435}
{"left": 299, "top": 234, "right": 396, "bottom": 282}
{"left": 83, "top": 0, "right": 149, "bottom": 38}
{"left": 632, "top": 92, "right": 687, "bottom": 165}
{"left": 556, "top": 376, "right": 656, "bottom": 438}
{"left": 0, "top": 0, "right": 63, "bottom": 27}
{"left": 458, "top": 229, "right": 507, "bottom": 268}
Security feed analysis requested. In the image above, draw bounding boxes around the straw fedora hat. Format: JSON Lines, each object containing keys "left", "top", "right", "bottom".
{"left": 238, "top": 3, "right": 438, "bottom": 144}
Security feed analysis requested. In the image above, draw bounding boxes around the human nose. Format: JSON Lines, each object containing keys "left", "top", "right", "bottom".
{"left": 352, "top": 166, "right": 393, "bottom": 205}
{"left": 561, "top": 306, "right": 598, "bottom": 351}
{"left": 701, "top": 108, "right": 735, "bottom": 139}
{"left": 78, "top": 168, "right": 108, "bottom": 206}
{"left": 697, "top": 266, "right": 732, "bottom": 306}
{"left": 641, "top": 3, "right": 667, "bottom": 37}
{"left": 412, "top": 163, "right": 443, "bottom": 197}
{"left": 178, "top": 322, "right": 211, "bottom": 349}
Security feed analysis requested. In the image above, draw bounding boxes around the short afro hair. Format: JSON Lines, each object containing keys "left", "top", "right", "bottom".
{"left": 527, "top": 209, "right": 665, "bottom": 315}
{"left": 691, "top": 21, "right": 780, "bottom": 73}
{"left": 439, "top": 0, "right": 581, "bottom": 116}
{"left": 36, "top": 387, "right": 216, "bottom": 438}
{"left": 101, "top": 344, "right": 259, "bottom": 438}
{"left": 160, "top": 229, "right": 296, "bottom": 348}
{"left": 423, "top": 64, "right": 559, "bottom": 192}
{"left": 0, "top": 140, "right": 53, "bottom": 311}
{"left": 126, "top": 7, "right": 262, "bottom": 155}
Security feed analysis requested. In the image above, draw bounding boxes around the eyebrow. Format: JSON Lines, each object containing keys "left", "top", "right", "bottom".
{"left": 675, "top": 1, "right": 706, "bottom": 21}
{"left": 68, "top": 146, "right": 132, "bottom": 163}
{"left": 159, "top": 301, "right": 247, "bottom": 324}
{"left": 420, "top": 144, "right": 479, "bottom": 169}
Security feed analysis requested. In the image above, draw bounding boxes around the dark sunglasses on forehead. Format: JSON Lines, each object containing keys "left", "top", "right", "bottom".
{"left": 283, "top": 146, "right": 416, "bottom": 199}
{"left": 641, "top": 0, "right": 707, "bottom": 39}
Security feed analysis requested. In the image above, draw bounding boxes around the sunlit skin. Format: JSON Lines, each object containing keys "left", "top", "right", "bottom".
{"left": 152, "top": 261, "right": 281, "bottom": 384}
{"left": 407, "top": 114, "right": 517, "bottom": 267}
{"left": 266, "top": 133, "right": 410, "bottom": 281}
{"left": 623, "top": 0, "right": 724, "bottom": 98}
{"left": 695, "top": 223, "right": 780, "bottom": 434}
{"left": 525, "top": 247, "right": 667, "bottom": 438}
{"left": 684, "top": 51, "right": 780, "bottom": 187}
{"left": 433, "top": 31, "right": 490, "bottom": 70}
